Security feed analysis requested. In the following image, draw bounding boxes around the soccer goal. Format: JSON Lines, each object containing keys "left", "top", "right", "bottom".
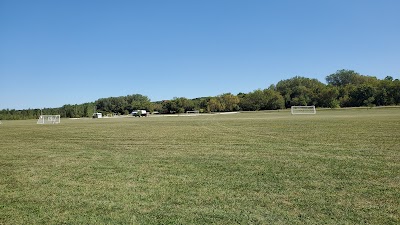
{"left": 186, "top": 110, "right": 200, "bottom": 115}
{"left": 291, "top": 106, "right": 316, "bottom": 115}
{"left": 37, "top": 115, "right": 61, "bottom": 124}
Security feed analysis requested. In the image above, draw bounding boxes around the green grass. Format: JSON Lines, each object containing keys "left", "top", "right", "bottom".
{"left": 1, "top": 108, "right": 399, "bottom": 224}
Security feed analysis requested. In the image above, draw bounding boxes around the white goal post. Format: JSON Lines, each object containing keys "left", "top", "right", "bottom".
{"left": 186, "top": 110, "right": 199, "bottom": 114}
{"left": 37, "top": 115, "right": 61, "bottom": 124}
{"left": 291, "top": 106, "right": 316, "bottom": 115}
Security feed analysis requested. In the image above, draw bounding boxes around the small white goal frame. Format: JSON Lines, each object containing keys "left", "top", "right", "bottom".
{"left": 37, "top": 115, "right": 61, "bottom": 124}
{"left": 291, "top": 106, "right": 316, "bottom": 115}
{"left": 186, "top": 110, "right": 199, "bottom": 114}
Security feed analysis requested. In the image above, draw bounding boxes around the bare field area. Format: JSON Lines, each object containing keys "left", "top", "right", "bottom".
{"left": 0, "top": 108, "right": 399, "bottom": 224}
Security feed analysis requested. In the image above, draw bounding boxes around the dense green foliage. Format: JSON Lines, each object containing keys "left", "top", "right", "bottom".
{"left": 1, "top": 109, "right": 399, "bottom": 224}
{"left": 1, "top": 69, "right": 399, "bottom": 119}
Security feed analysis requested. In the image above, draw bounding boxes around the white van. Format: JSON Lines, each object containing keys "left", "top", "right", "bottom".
{"left": 131, "top": 110, "right": 147, "bottom": 117}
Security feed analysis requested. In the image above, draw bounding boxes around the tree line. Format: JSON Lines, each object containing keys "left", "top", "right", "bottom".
{"left": 1, "top": 69, "right": 399, "bottom": 120}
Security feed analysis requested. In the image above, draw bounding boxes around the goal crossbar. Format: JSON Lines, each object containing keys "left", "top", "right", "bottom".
{"left": 291, "top": 106, "right": 316, "bottom": 115}
{"left": 37, "top": 115, "right": 61, "bottom": 124}
{"left": 186, "top": 110, "right": 199, "bottom": 114}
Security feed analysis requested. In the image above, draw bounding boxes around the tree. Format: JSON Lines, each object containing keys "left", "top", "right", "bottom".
{"left": 126, "top": 94, "right": 152, "bottom": 113}
{"left": 238, "top": 89, "right": 284, "bottom": 111}
{"left": 2, "top": 71, "right": 399, "bottom": 120}
{"left": 326, "top": 69, "right": 361, "bottom": 86}
{"left": 276, "top": 76, "right": 325, "bottom": 107}
{"left": 393, "top": 79, "right": 400, "bottom": 104}
{"left": 375, "top": 78, "right": 400, "bottom": 105}
{"left": 384, "top": 76, "right": 393, "bottom": 81}
{"left": 95, "top": 94, "right": 151, "bottom": 115}
{"left": 239, "top": 89, "right": 265, "bottom": 111}
{"left": 349, "top": 84, "right": 377, "bottom": 107}
{"left": 207, "top": 98, "right": 224, "bottom": 112}
{"left": 161, "top": 97, "right": 194, "bottom": 113}
{"left": 326, "top": 69, "right": 379, "bottom": 87}
{"left": 262, "top": 89, "right": 285, "bottom": 110}
{"left": 219, "top": 93, "right": 240, "bottom": 111}
{"left": 318, "top": 85, "right": 340, "bottom": 108}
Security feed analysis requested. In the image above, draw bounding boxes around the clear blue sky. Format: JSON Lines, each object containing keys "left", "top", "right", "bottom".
{"left": 1, "top": 0, "right": 399, "bottom": 109}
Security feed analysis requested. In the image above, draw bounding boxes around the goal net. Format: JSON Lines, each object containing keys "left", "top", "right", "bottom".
{"left": 186, "top": 110, "right": 199, "bottom": 114}
{"left": 291, "top": 106, "right": 316, "bottom": 115}
{"left": 37, "top": 115, "right": 61, "bottom": 124}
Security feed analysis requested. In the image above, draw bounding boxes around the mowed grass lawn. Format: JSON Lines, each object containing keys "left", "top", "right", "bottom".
{"left": 0, "top": 108, "right": 399, "bottom": 224}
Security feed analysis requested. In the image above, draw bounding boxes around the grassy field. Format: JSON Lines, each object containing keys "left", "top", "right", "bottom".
{"left": 0, "top": 108, "right": 399, "bottom": 224}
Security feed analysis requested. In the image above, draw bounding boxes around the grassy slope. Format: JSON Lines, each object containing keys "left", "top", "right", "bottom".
{"left": 0, "top": 108, "right": 399, "bottom": 224}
